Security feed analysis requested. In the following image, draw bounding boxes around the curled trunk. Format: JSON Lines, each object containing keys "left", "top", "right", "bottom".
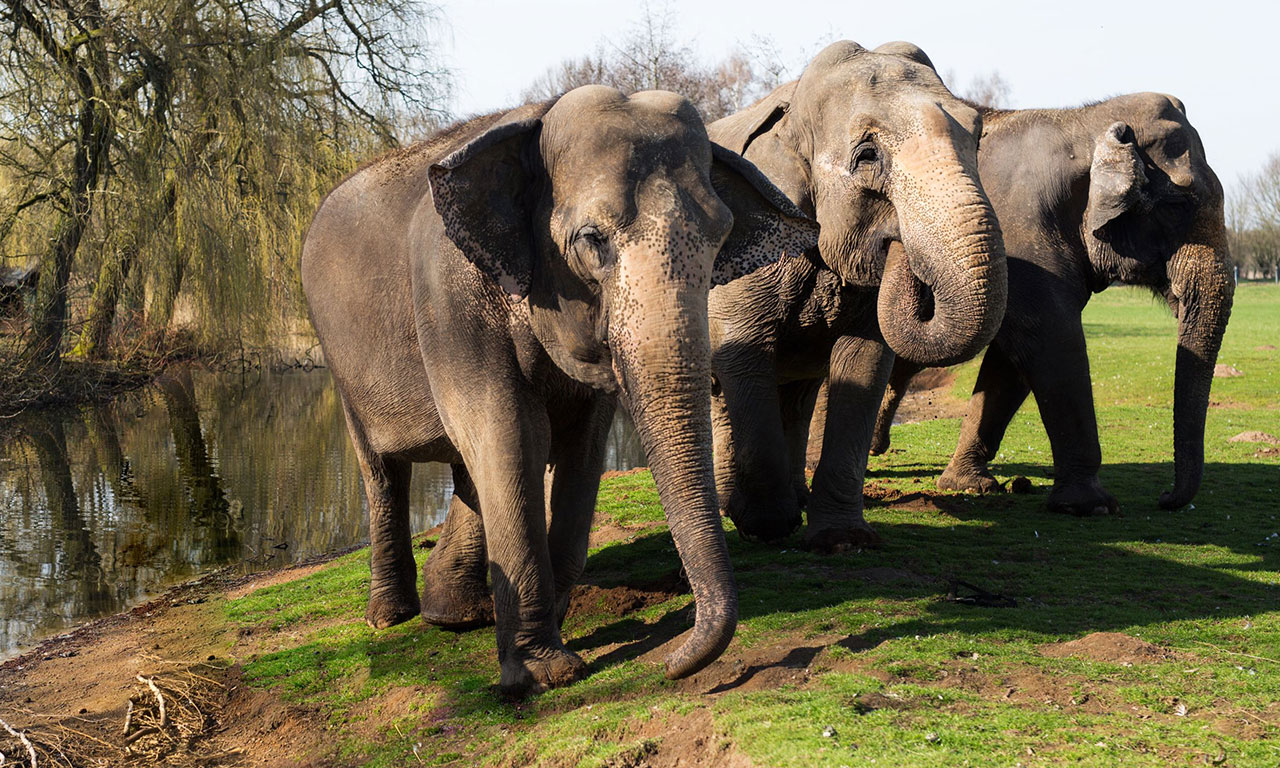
{"left": 878, "top": 147, "right": 1007, "bottom": 367}
{"left": 1161, "top": 210, "right": 1234, "bottom": 509}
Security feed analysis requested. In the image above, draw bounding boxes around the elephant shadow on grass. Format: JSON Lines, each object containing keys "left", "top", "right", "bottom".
{"left": 563, "top": 459, "right": 1280, "bottom": 686}
{"left": 346, "top": 458, "right": 1278, "bottom": 715}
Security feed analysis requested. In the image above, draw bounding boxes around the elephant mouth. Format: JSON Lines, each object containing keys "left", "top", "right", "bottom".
{"left": 885, "top": 241, "right": 936, "bottom": 324}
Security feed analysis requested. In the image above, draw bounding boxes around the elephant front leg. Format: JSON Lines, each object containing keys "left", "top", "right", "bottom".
{"left": 870, "top": 356, "right": 919, "bottom": 456}
{"left": 463, "top": 414, "right": 586, "bottom": 696}
{"left": 715, "top": 346, "right": 802, "bottom": 542}
{"left": 421, "top": 464, "right": 494, "bottom": 630}
{"left": 546, "top": 396, "right": 616, "bottom": 624}
{"left": 805, "top": 333, "right": 894, "bottom": 553}
{"left": 343, "top": 405, "right": 419, "bottom": 629}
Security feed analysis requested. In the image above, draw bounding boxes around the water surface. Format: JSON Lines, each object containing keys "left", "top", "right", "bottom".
{"left": 0, "top": 368, "right": 645, "bottom": 659}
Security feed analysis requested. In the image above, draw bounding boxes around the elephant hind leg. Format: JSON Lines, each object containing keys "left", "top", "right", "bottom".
{"left": 870, "top": 357, "right": 920, "bottom": 456}
{"left": 937, "top": 343, "right": 1028, "bottom": 495}
{"left": 343, "top": 403, "right": 419, "bottom": 629}
{"left": 421, "top": 463, "right": 494, "bottom": 630}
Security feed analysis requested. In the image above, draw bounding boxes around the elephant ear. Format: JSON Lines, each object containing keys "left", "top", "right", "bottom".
{"left": 708, "top": 81, "right": 797, "bottom": 156}
{"left": 872, "top": 41, "right": 936, "bottom": 70}
{"left": 428, "top": 108, "right": 548, "bottom": 298}
{"left": 1085, "top": 121, "right": 1149, "bottom": 239}
{"left": 709, "top": 143, "right": 819, "bottom": 285}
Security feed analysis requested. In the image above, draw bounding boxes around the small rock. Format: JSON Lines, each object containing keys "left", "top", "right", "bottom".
{"left": 925, "top": 732, "right": 940, "bottom": 744}
{"left": 822, "top": 725, "right": 838, "bottom": 738}
{"left": 1213, "top": 364, "right": 1244, "bottom": 378}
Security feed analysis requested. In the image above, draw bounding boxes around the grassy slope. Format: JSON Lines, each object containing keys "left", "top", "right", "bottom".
{"left": 222, "top": 285, "right": 1280, "bottom": 767}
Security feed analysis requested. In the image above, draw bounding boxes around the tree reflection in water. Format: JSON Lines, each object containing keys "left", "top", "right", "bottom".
{"left": 0, "top": 368, "right": 647, "bottom": 659}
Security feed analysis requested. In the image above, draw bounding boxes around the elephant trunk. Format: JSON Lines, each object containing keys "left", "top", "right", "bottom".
{"left": 610, "top": 238, "right": 737, "bottom": 680}
{"left": 1160, "top": 209, "right": 1234, "bottom": 509}
{"left": 878, "top": 135, "right": 1007, "bottom": 367}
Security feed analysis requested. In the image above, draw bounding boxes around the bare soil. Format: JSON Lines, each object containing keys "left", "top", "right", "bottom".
{"left": 891, "top": 368, "right": 968, "bottom": 425}
{"left": 0, "top": 561, "right": 349, "bottom": 767}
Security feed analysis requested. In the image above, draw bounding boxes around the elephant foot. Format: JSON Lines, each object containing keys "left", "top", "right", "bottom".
{"left": 725, "top": 488, "right": 802, "bottom": 543}
{"left": 804, "top": 520, "right": 881, "bottom": 554}
{"left": 499, "top": 644, "right": 587, "bottom": 698}
{"left": 1048, "top": 479, "right": 1118, "bottom": 517}
{"left": 365, "top": 588, "right": 420, "bottom": 629}
{"left": 937, "top": 463, "right": 1002, "bottom": 494}
{"left": 420, "top": 575, "right": 493, "bottom": 631}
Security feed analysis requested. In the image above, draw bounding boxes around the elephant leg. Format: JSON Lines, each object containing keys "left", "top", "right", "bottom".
{"left": 711, "top": 381, "right": 736, "bottom": 514}
{"left": 870, "top": 356, "right": 920, "bottom": 456}
{"left": 420, "top": 464, "right": 494, "bottom": 630}
{"left": 805, "top": 332, "right": 894, "bottom": 553}
{"left": 462, "top": 403, "right": 585, "bottom": 695}
{"left": 779, "top": 379, "right": 821, "bottom": 509}
{"left": 342, "top": 401, "right": 418, "bottom": 629}
{"left": 716, "top": 346, "right": 801, "bottom": 541}
{"left": 547, "top": 396, "right": 616, "bottom": 624}
{"left": 1020, "top": 320, "right": 1117, "bottom": 516}
{"left": 938, "top": 343, "right": 1031, "bottom": 494}
{"left": 805, "top": 379, "right": 828, "bottom": 471}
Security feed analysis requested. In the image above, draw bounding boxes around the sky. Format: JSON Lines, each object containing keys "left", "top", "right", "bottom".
{"left": 435, "top": 0, "right": 1277, "bottom": 196}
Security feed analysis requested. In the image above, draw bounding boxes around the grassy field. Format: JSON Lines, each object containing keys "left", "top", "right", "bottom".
{"left": 220, "top": 284, "right": 1280, "bottom": 767}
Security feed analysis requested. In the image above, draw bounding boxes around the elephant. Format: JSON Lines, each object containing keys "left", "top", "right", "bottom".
{"left": 301, "top": 85, "right": 819, "bottom": 695}
{"left": 705, "top": 41, "right": 1008, "bottom": 552}
{"left": 865, "top": 92, "right": 1234, "bottom": 515}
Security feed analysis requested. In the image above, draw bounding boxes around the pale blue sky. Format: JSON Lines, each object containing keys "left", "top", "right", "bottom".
{"left": 437, "top": 0, "right": 1275, "bottom": 196}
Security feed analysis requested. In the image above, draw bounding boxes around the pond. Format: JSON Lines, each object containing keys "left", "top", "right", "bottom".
{"left": 0, "top": 368, "right": 646, "bottom": 660}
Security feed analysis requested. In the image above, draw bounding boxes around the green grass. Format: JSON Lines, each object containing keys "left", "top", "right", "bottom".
{"left": 222, "top": 284, "right": 1280, "bottom": 767}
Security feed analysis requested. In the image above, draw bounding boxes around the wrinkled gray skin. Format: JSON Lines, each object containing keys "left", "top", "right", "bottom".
{"left": 707, "top": 41, "right": 1007, "bottom": 552}
{"left": 863, "top": 93, "right": 1233, "bottom": 514}
{"left": 302, "top": 86, "right": 818, "bottom": 696}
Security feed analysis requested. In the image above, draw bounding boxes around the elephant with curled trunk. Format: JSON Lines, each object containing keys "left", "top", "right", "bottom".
{"left": 302, "top": 86, "right": 818, "bottom": 695}
{"left": 707, "top": 41, "right": 1007, "bottom": 552}
{"left": 865, "top": 93, "right": 1233, "bottom": 514}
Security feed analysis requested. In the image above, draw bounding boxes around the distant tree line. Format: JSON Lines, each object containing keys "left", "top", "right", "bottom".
{"left": 520, "top": 5, "right": 791, "bottom": 123}
{"left": 0, "top": 0, "right": 449, "bottom": 382}
{"left": 1229, "top": 152, "right": 1280, "bottom": 279}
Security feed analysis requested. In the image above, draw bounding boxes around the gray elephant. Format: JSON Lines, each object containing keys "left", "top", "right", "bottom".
{"left": 302, "top": 86, "right": 818, "bottom": 695}
{"left": 706, "top": 41, "right": 1007, "bottom": 552}
{"left": 866, "top": 92, "right": 1233, "bottom": 515}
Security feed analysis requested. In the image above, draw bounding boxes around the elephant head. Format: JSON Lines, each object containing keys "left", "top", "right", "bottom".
{"left": 1078, "top": 94, "right": 1234, "bottom": 509}
{"left": 428, "top": 86, "right": 818, "bottom": 678}
{"left": 710, "top": 40, "right": 1007, "bottom": 366}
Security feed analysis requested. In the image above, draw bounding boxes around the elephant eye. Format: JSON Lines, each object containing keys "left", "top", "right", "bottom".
{"left": 576, "top": 226, "right": 605, "bottom": 247}
{"left": 853, "top": 141, "right": 880, "bottom": 169}
{"left": 573, "top": 225, "right": 611, "bottom": 272}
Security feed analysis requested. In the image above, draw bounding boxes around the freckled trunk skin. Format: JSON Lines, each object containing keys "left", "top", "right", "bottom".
{"left": 878, "top": 141, "right": 1007, "bottom": 368}
{"left": 1161, "top": 212, "right": 1234, "bottom": 509}
{"left": 611, "top": 235, "right": 737, "bottom": 679}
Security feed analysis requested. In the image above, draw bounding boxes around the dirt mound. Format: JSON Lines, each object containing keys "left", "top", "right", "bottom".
{"left": 1213, "top": 364, "right": 1244, "bottom": 378}
{"left": 1039, "top": 632, "right": 1173, "bottom": 664}
{"left": 567, "top": 571, "right": 688, "bottom": 619}
{"left": 1229, "top": 431, "right": 1280, "bottom": 445}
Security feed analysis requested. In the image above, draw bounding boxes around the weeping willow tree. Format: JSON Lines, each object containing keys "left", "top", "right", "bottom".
{"left": 0, "top": 0, "right": 450, "bottom": 381}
